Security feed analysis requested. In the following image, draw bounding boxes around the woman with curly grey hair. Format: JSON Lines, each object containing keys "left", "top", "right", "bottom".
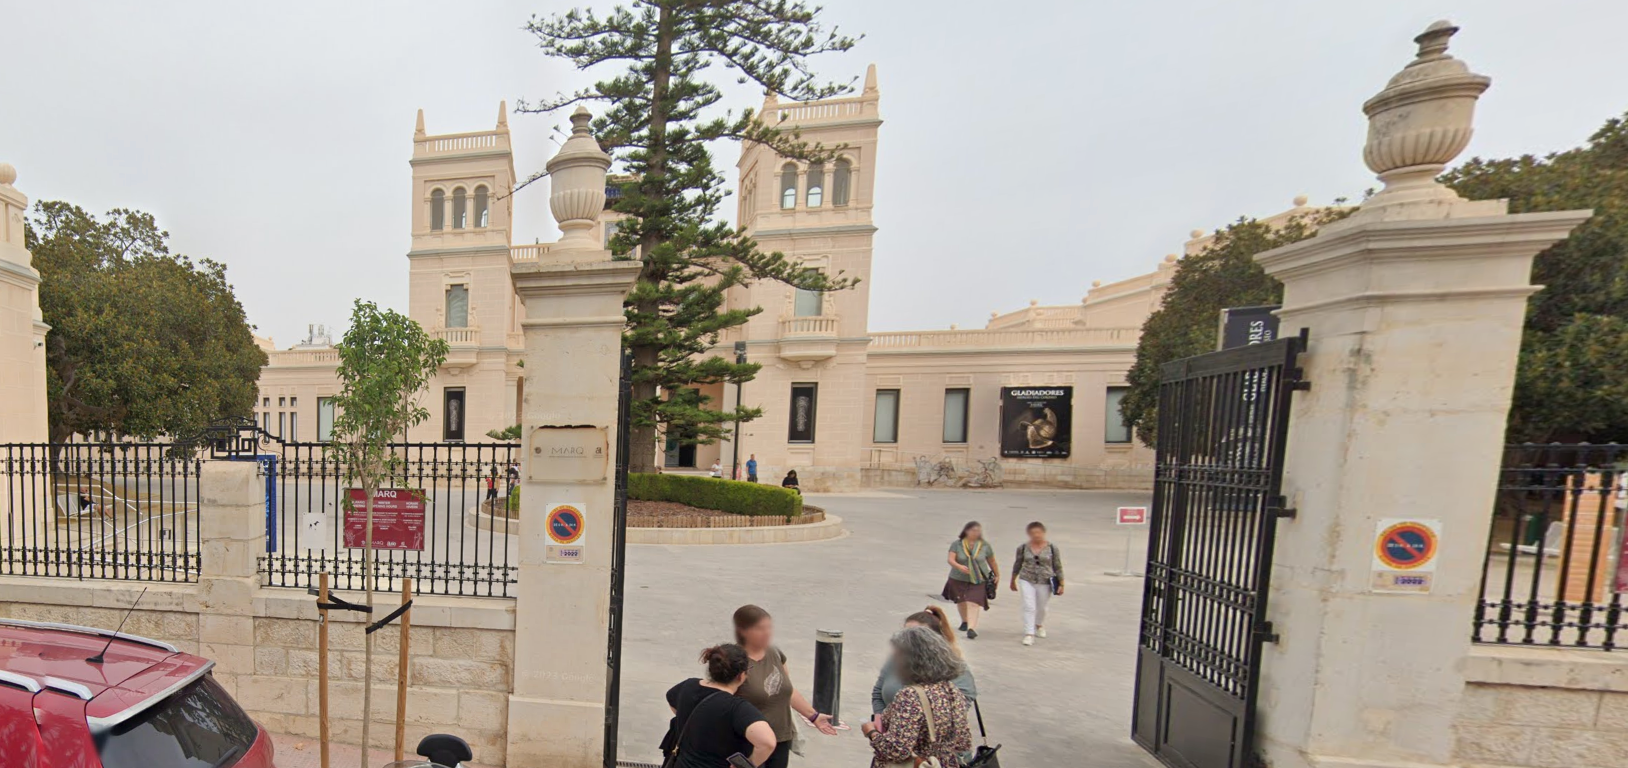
{"left": 860, "top": 626, "right": 973, "bottom": 767}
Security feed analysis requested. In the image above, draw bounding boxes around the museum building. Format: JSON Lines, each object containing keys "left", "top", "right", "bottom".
{"left": 254, "top": 65, "right": 1312, "bottom": 491}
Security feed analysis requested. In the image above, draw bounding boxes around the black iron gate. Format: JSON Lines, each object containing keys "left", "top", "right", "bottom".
{"left": 1131, "top": 333, "right": 1306, "bottom": 768}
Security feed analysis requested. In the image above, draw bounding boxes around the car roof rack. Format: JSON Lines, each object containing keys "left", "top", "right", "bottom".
{"left": 0, "top": 670, "right": 39, "bottom": 693}
{"left": 0, "top": 671, "right": 91, "bottom": 700}
{"left": 0, "top": 618, "right": 178, "bottom": 654}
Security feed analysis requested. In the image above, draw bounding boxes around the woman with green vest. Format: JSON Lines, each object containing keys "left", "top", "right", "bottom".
{"left": 941, "top": 521, "right": 1000, "bottom": 639}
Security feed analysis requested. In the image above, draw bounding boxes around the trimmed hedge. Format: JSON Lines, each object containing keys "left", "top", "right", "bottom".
{"left": 628, "top": 473, "right": 803, "bottom": 517}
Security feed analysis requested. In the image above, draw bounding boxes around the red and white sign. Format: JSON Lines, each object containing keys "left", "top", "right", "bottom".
{"left": 344, "top": 488, "right": 426, "bottom": 551}
{"left": 1118, "top": 506, "right": 1148, "bottom": 525}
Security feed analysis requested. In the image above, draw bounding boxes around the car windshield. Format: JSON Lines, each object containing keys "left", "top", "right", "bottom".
{"left": 95, "top": 675, "right": 257, "bottom": 768}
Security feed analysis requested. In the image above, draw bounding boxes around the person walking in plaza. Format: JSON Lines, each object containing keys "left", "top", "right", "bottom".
{"left": 662, "top": 643, "right": 778, "bottom": 768}
{"left": 942, "top": 521, "right": 999, "bottom": 639}
{"left": 1010, "top": 521, "right": 1064, "bottom": 646}
{"left": 746, "top": 454, "right": 759, "bottom": 483}
{"left": 871, "top": 606, "right": 977, "bottom": 723}
{"left": 860, "top": 627, "right": 973, "bottom": 768}
{"left": 732, "top": 605, "right": 839, "bottom": 768}
{"left": 484, "top": 468, "right": 498, "bottom": 507}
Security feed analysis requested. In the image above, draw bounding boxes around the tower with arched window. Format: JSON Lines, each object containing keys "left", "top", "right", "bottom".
{"left": 715, "top": 64, "right": 883, "bottom": 476}
{"left": 408, "top": 102, "right": 525, "bottom": 441}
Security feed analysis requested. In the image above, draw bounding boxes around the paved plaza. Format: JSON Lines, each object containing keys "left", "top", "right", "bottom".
{"left": 617, "top": 487, "right": 1162, "bottom": 768}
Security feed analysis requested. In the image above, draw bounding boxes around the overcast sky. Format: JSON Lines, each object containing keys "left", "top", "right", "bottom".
{"left": 3, "top": 1, "right": 1625, "bottom": 345}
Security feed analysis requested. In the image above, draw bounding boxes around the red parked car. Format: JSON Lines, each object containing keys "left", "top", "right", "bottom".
{"left": 0, "top": 618, "right": 275, "bottom": 768}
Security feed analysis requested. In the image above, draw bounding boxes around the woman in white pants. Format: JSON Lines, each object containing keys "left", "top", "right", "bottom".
{"left": 1009, "top": 521, "right": 1064, "bottom": 646}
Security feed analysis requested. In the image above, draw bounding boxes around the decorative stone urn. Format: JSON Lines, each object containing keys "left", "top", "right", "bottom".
{"left": 1360, "top": 20, "right": 1490, "bottom": 210}
{"left": 546, "top": 106, "right": 612, "bottom": 251}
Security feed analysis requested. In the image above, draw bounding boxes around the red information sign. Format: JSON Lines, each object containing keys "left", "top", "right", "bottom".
{"left": 1616, "top": 528, "right": 1628, "bottom": 594}
{"left": 1118, "top": 506, "right": 1148, "bottom": 525}
{"left": 344, "top": 488, "right": 426, "bottom": 551}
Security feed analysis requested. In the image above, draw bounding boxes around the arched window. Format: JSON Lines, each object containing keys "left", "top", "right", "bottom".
{"left": 473, "top": 185, "right": 490, "bottom": 228}
{"left": 452, "top": 187, "right": 468, "bottom": 229}
{"left": 832, "top": 159, "right": 852, "bottom": 206}
{"left": 430, "top": 189, "right": 446, "bottom": 230}
{"left": 806, "top": 162, "right": 825, "bottom": 208}
{"left": 780, "top": 164, "right": 798, "bottom": 209}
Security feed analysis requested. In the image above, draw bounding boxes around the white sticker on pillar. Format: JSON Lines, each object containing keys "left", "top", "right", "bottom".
{"left": 1371, "top": 518, "right": 1442, "bottom": 593}
{"left": 545, "top": 503, "right": 587, "bottom": 564}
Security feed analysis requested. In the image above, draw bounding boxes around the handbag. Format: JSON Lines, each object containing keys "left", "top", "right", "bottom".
{"left": 880, "top": 686, "right": 942, "bottom": 768}
{"left": 662, "top": 689, "right": 721, "bottom": 768}
{"left": 1047, "top": 544, "right": 1062, "bottom": 596}
{"left": 962, "top": 700, "right": 1002, "bottom": 768}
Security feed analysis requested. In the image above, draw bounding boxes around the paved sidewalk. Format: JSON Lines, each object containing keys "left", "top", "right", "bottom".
{"left": 272, "top": 487, "right": 1159, "bottom": 768}
{"left": 269, "top": 732, "right": 499, "bottom": 768}
{"left": 617, "top": 487, "right": 1161, "bottom": 768}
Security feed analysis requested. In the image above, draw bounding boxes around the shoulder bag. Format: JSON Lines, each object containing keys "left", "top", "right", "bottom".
{"left": 662, "top": 689, "right": 722, "bottom": 768}
{"left": 963, "top": 700, "right": 1002, "bottom": 768}
{"left": 966, "top": 541, "right": 997, "bottom": 603}
{"left": 879, "top": 686, "right": 943, "bottom": 768}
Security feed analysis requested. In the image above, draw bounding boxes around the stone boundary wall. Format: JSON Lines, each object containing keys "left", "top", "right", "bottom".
{"left": 1453, "top": 645, "right": 1628, "bottom": 767}
{"left": 0, "top": 578, "right": 516, "bottom": 764}
{"left": 627, "top": 513, "right": 845, "bottom": 545}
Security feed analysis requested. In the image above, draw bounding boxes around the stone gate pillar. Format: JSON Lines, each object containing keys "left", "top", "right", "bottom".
{"left": 1251, "top": 22, "right": 1591, "bottom": 768}
{"left": 506, "top": 108, "right": 641, "bottom": 768}
{"left": 0, "top": 163, "right": 50, "bottom": 444}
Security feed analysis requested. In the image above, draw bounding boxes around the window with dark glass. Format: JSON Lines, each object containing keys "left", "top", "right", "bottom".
{"left": 452, "top": 187, "right": 468, "bottom": 229}
{"left": 445, "top": 284, "right": 469, "bottom": 328}
{"left": 788, "top": 384, "right": 817, "bottom": 443}
{"left": 1105, "top": 386, "right": 1132, "bottom": 443}
{"left": 832, "top": 159, "right": 852, "bottom": 205}
{"left": 780, "top": 164, "right": 798, "bottom": 209}
{"left": 94, "top": 675, "right": 258, "bottom": 768}
{"left": 444, "top": 388, "right": 466, "bottom": 441}
{"left": 317, "top": 397, "right": 336, "bottom": 442}
{"left": 474, "top": 185, "right": 490, "bottom": 227}
{"left": 873, "top": 389, "right": 900, "bottom": 443}
{"left": 430, "top": 188, "right": 445, "bottom": 230}
{"left": 943, "top": 388, "right": 970, "bottom": 443}
{"left": 794, "top": 288, "right": 823, "bottom": 318}
{"left": 806, "top": 161, "right": 825, "bottom": 207}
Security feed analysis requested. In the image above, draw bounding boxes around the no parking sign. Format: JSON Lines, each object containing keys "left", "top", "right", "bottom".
{"left": 545, "top": 503, "right": 587, "bottom": 564}
{"left": 1371, "top": 518, "right": 1442, "bottom": 593}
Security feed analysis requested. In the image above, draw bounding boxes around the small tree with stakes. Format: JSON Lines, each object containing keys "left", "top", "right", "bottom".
{"left": 328, "top": 300, "right": 447, "bottom": 765}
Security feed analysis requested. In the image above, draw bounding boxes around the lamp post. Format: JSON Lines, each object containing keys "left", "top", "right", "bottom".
{"left": 731, "top": 341, "right": 746, "bottom": 479}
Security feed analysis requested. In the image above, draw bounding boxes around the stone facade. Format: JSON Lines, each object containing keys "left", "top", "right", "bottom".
{"left": 251, "top": 66, "right": 1218, "bottom": 489}
{"left": 0, "top": 163, "right": 49, "bottom": 444}
{"left": 1453, "top": 646, "right": 1628, "bottom": 768}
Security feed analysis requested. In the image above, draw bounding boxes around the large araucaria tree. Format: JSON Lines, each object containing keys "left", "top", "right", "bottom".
{"left": 27, "top": 202, "right": 266, "bottom": 443}
{"left": 523, "top": 0, "right": 862, "bottom": 473}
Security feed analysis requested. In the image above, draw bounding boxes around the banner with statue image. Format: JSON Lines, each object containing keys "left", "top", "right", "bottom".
{"left": 1000, "top": 386, "right": 1073, "bottom": 458}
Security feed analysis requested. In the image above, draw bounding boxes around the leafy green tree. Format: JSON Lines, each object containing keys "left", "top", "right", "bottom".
{"left": 523, "top": 0, "right": 861, "bottom": 472}
{"left": 327, "top": 299, "right": 447, "bottom": 759}
{"left": 1121, "top": 209, "right": 1346, "bottom": 446}
{"left": 26, "top": 202, "right": 266, "bottom": 443}
{"left": 1444, "top": 111, "right": 1628, "bottom": 442}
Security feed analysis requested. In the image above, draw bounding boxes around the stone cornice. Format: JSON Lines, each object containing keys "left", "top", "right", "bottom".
{"left": 408, "top": 150, "right": 512, "bottom": 166}
{"left": 510, "top": 258, "right": 642, "bottom": 300}
{"left": 407, "top": 244, "right": 512, "bottom": 259}
{"left": 0, "top": 257, "right": 42, "bottom": 288}
{"left": 1257, "top": 209, "right": 1594, "bottom": 282}
{"left": 749, "top": 223, "right": 879, "bottom": 239}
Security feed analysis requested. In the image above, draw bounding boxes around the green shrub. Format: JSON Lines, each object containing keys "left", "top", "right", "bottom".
{"left": 628, "top": 473, "right": 803, "bottom": 517}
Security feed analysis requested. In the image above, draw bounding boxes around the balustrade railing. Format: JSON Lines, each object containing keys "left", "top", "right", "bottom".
{"left": 868, "top": 327, "right": 1138, "bottom": 351}
{"left": 266, "top": 348, "right": 340, "bottom": 366}
{"left": 433, "top": 326, "right": 480, "bottom": 345}
{"left": 779, "top": 316, "right": 840, "bottom": 337}
{"left": 414, "top": 131, "right": 505, "bottom": 156}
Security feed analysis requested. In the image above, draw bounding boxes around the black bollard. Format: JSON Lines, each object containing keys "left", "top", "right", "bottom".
{"left": 812, "top": 629, "right": 844, "bottom": 725}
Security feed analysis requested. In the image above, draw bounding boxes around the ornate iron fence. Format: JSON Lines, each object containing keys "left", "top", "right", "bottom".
{"left": 0, "top": 442, "right": 202, "bottom": 582}
{"left": 1476, "top": 443, "right": 1627, "bottom": 650}
{"left": 257, "top": 438, "right": 522, "bottom": 598}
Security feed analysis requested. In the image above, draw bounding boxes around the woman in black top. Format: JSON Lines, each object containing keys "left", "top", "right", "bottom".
{"left": 665, "top": 644, "right": 778, "bottom": 768}
{"left": 780, "top": 471, "right": 801, "bottom": 495}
